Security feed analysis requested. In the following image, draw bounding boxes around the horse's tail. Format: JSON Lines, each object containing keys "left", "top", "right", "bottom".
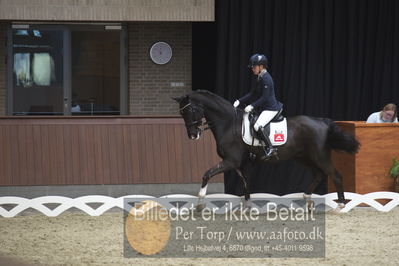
{"left": 325, "top": 119, "right": 360, "bottom": 154}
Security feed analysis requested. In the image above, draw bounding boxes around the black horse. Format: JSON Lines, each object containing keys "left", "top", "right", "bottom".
{"left": 174, "top": 90, "right": 359, "bottom": 210}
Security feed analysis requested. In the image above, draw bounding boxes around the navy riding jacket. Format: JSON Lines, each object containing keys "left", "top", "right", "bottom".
{"left": 239, "top": 70, "right": 283, "bottom": 112}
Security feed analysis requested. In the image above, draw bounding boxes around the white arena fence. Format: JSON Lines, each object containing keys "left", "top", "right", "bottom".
{"left": 0, "top": 192, "right": 398, "bottom": 218}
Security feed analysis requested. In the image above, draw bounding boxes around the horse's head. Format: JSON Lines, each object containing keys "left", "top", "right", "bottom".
{"left": 173, "top": 95, "right": 205, "bottom": 140}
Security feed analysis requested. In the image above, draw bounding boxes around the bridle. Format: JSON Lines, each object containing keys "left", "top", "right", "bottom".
{"left": 179, "top": 99, "right": 240, "bottom": 140}
{"left": 179, "top": 102, "right": 212, "bottom": 131}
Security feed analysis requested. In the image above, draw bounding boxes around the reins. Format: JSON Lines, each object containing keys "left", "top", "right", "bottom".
{"left": 180, "top": 101, "right": 239, "bottom": 132}
{"left": 180, "top": 102, "right": 211, "bottom": 130}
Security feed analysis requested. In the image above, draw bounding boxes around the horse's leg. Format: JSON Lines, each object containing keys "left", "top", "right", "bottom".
{"left": 235, "top": 168, "right": 251, "bottom": 208}
{"left": 297, "top": 159, "right": 324, "bottom": 202}
{"left": 316, "top": 160, "right": 346, "bottom": 211}
{"left": 331, "top": 169, "right": 345, "bottom": 210}
{"left": 303, "top": 168, "right": 324, "bottom": 210}
{"left": 303, "top": 154, "right": 346, "bottom": 212}
{"left": 197, "top": 160, "right": 236, "bottom": 211}
{"left": 305, "top": 169, "right": 324, "bottom": 195}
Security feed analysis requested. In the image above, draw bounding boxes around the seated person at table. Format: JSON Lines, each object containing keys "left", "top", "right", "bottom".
{"left": 366, "top": 103, "right": 398, "bottom": 123}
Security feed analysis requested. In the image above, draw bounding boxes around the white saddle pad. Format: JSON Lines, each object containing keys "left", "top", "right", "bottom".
{"left": 242, "top": 113, "right": 287, "bottom": 146}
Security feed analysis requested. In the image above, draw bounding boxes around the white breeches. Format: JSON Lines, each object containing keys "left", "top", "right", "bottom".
{"left": 254, "top": 110, "right": 279, "bottom": 131}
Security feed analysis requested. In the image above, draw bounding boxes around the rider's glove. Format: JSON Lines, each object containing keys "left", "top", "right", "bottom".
{"left": 244, "top": 105, "right": 254, "bottom": 113}
{"left": 233, "top": 100, "right": 240, "bottom": 108}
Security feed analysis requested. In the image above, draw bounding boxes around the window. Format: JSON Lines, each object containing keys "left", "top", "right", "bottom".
{"left": 12, "top": 29, "right": 64, "bottom": 115}
{"left": 9, "top": 24, "right": 126, "bottom": 116}
{"left": 71, "top": 31, "right": 120, "bottom": 115}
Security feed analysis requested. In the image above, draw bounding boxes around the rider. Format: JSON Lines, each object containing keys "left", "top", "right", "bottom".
{"left": 233, "top": 53, "right": 283, "bottom": 158}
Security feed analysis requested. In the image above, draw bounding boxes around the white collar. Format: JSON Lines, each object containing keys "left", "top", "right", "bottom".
{"left": 257, "top": 69, "right": 267, "bottom": 80}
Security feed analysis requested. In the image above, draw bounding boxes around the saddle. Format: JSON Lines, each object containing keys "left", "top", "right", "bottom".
{"left": 248, "top": 109, "right": 284, "bottom": 140}
{"left": 241, "top": 109, "right": 287, "bottom": 147}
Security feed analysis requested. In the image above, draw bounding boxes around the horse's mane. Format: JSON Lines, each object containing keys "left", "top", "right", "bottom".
{"left": 188, "top": 90, "right": 233, "bottom": 112}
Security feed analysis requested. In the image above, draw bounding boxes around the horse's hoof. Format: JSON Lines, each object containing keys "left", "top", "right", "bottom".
{"left": 330, "top": 208, "right": 343, "bottom": 214}
{"left": 330, "top": 203, "right": 345, "bottom": 214}
{"left": 303, "top": 193, "right": 312, "bottom": 200}
{"left": 196, "top": 204, "right": 206, "bottom": 212}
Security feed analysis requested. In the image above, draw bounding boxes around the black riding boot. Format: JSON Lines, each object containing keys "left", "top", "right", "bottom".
{"left": 257, "top": 126, "right": 277, "bottom": 158}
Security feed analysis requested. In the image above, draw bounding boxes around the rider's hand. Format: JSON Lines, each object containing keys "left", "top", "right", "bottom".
{"left": 233, "top": 100, "right": 240, "bottom": 108}
{"left": 244, "top": 105, "right": 254, "bottom": 113}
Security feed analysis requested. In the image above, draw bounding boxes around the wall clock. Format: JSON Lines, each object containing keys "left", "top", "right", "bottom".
{"left": 150, "top": 41, "right": 173, "bottom": 65}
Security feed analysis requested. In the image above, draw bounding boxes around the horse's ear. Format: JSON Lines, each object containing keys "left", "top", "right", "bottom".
{"left": 172, "top": 96, "right": 181, "bottom": 103}
{"left": 172, "top": 95, "right": 186, "bottom": 103}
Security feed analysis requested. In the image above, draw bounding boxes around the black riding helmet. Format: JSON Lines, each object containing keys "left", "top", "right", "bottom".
{"left": 248, "top": 54, "right": 268, "bottom": 68}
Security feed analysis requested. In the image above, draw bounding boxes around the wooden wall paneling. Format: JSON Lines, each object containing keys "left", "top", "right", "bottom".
{"left": 8, "top": 126, "right": 18, "bottom": 184}
{"left": 121, "top": 125, "right": 132, "bottom": 184}
{"left": 87, "top": 125, "right": 97, "bottom": 184}
{"left": 114, "top": 125, "right": 126, "bottom": 184}
{"left": 0, "top": 126, "right": 8, "bottom": 185}
{"left": 151, "top": 124, "right": 162, "bottom": 183}
{"left": 100, "top": 125, "right": 111, "bottom": 185}
{"left": 355, "top": 126, "right": 398, "bottom": 193}
{"left": 330, "top": 122, "right": 399, "bottom": 194}
{"left": 92, "top": 125, "right": 103, "bottom": 184}
{"left": 59, "top": 125, "right": 66, "bottom": 185}
{"left": 3, "top": 126, "right": 11, "bottom": 185}
{"left": 27, "top": 125, "right": 36, "bottom": 185}
{"left": 32, "top": 125, "right": 43, "bottom": 185}
{"left": 54, "top": 125, "right": 65, "bottom": 185}
{"left": 165, "top": 124, "right": 176, "bottom": 183}
{"left": 47, "top": 125, "right": 55, "bottom": 185}
{"left": 129, "top": 125, "right": 141, "bottom": 184}
{"left": 7, "top": 126, "right": 16, "bottom": 184}
{"left": 7, "top": 126, "right": 15, "bottom": 185}
{"left": 17, "top": 126, "right": 27, "bottom": 185}
{"left": 143, "top": 125, "right": 154, "bottom": 183}
{"left": 46, "top": 125, "right": 55, "bottom": 185}
{"left": 71, "top": 125, "right": 81, "bottom": 185}
{"left": 158, "top": 124, "right": 170, "bottom": 183}
{"left": 106, "top": 125, "right": 118, "bottom": 184}
{"left": 173, "top": 124, "right": 184, "bottom": 183}
{"left": 0, "top": 117, "right": 223, "bottom": 186}
{"left": 78, "top": 125, "right": 89, "bottom": 184}
{"left": 138, "top": 125, "right": 147, "bottom": 182}
{"left": 55, "top": 125, "right": 65, "bottom": 184}
{"left": 0, "top": 126, "right": 4, "bottom": 184}
{"left": 63, "top": 124, "right": 73, "bottom": 185}
{"left": 40, "top": 125, "right": 51, "bottom": 185}
{"left": 83, "top": 125, "right": 92, "bottom": 184}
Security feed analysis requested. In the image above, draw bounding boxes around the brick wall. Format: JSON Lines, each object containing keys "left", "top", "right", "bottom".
{"left": 0, "top": 22, "right": 8, "bottom": 116}
{"left": 0, "top": 0, "right": 214, "bottom": 22}
{"left": 128, "top": 22, "right": 192, "bottom": 115}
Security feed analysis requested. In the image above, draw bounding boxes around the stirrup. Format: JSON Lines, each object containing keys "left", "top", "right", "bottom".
{"left": 264, "top": 147, "right": 277, "bottom": 158}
